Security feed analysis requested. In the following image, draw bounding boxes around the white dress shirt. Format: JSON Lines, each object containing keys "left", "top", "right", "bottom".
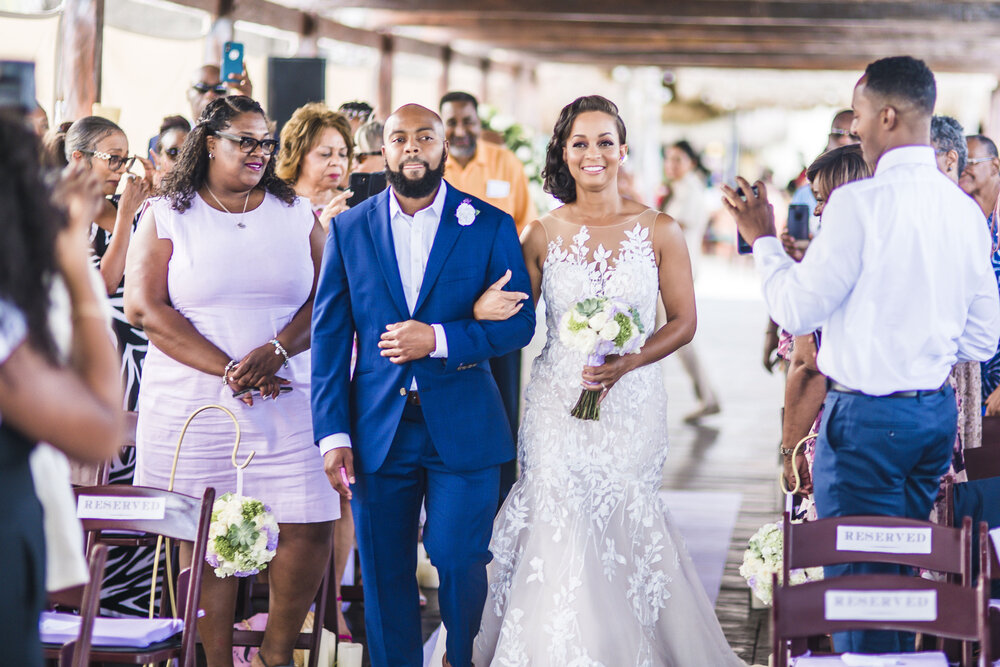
{"left": 319, "top": 183, "right": 450, "bottom": 455}
{"left": 754, "top": 145, "right": 1000, "bottom": 395}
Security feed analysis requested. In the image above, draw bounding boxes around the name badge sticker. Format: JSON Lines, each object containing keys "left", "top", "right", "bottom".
{"left": 77, "top": 495, "right": 166, "bottom": 520}
{"left": 486, "top": 179, "right": 511, "bottom": 199}
{"left": 824, "top": 589, "right": 937, "bottom": 622}
{"left": 836, "top": 525, "right": 932, "bottom": 554}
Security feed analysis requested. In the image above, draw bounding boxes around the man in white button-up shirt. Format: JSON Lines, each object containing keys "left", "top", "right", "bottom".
{"left": 724, "top": 56, "right": 1000, "bottom": 655}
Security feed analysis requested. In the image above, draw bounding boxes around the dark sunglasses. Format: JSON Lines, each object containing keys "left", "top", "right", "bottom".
{"left": 192, "top": 82, "right": 228, "bottom": 95}
{"left": 214, "top": 130, "right": 278, "bottom": 156}
{"left": 81, "top": 150, "right": 136, "bottom": 172}
{"left": 829, "top": 128, "right": 860, "bottom": 142}
{"left": 162, "top": 147, "right": 181, "bottom": 159}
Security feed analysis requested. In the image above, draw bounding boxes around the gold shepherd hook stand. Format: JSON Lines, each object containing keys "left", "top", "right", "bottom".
{"left": 149, "top": 404, "right": 250, "bottom": 622}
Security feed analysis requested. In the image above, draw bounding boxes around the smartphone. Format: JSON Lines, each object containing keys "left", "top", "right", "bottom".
{"left": 232, "top": 386, "right": 293, "bottom": 398}
{"left": 221, "top": 42, "right": 245, "bottom": 87}
{"left": 787, "top": 203, "right": 811, "bottom": 241}
{"left": 347, "top": 171, "right": 388, "bottom": 208}
{"left": 735, "top": 185, "right": 759, "bottom": 255}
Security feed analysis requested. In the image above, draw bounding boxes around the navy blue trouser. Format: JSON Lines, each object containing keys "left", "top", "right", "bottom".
{"left": 351, "top": 403, "right": 499, "bottom": 667}
{"left": 812, "top": 386, "right": 956, "bottom": 654}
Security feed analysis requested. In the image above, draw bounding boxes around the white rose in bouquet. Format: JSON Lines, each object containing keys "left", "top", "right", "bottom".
{"left": 588, "top": 311, "right": 610, "bottom": 330}
{"left": 598, "top": 319, "right": 620, "bottom": 341}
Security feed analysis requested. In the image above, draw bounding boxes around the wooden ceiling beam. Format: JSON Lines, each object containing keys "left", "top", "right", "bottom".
{"left": 325, "top": 1, "right": 1000, "bottom": 24}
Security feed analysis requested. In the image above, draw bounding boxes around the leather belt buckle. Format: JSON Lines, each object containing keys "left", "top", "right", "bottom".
{"left": 406, "top": 390, "right": 421, "bottom": 407}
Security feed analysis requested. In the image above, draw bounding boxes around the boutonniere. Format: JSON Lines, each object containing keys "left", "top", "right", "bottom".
{"left": 456, "top": 198, "right": 480, "bottom": 227}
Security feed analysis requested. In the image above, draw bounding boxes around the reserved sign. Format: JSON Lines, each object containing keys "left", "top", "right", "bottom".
{"left": 824, "top": 590, "right": 937, "bottom": 622}
{"left": 836, "top": 526, "right": 932, "bottom": 554}
{"left": 77, "top": 496, "right": 166, "bottom": 520}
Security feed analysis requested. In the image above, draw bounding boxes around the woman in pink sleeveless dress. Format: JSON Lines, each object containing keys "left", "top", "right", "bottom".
{"left": 125, "top": 96, "right": 337, "bottom": 667}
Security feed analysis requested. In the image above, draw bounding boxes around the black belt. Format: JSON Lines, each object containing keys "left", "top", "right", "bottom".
{"left": 828, "top": 380, "right": 946, "bottom": 398}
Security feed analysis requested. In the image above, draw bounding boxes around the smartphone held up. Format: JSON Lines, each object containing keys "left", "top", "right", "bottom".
{"left": 735, "top": 185, "right": 759, "bottom": 255}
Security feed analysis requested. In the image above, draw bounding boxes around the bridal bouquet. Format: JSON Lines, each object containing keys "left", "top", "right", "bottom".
{"left": 739, "top": 521, "right": 822, "bottom": 606}
{"left": 206, "top": 493, "right": 280, "bottom": 578}
{"left": 559, "top": 296, "right": 645, "bottom": 420}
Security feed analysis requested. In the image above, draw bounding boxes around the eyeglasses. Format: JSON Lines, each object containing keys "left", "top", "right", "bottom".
{"left": 355, "top": 150, "right": 382, "bottom": 158}
{"left": 829, "top": 128, "right": 860, "bottom": 141}
{"left": 966, "top": 156, "right": 995, "bottom": 167}
{"left": 192, "top": 82, "right": 228, "bottom": 95}
{"left": 162, "top": 147, "right": 181, "bottom": 159}
{"left": 341, "top": 108, "right": 373, "bottom": 122}
{"left": 214, "top": 131, "right": 278, "bottom": 156}
{"left": 81, "top": 150, "right": 136, "bottom": 172}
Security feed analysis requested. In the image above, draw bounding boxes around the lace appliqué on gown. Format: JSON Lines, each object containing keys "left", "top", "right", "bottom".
{"left": 473, "top": 210, "right": 745, "bottom": 667}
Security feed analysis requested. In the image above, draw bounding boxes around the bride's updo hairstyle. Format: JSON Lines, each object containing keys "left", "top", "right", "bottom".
{"left": 542, "top": 95, "right": 627, "bottom": 204}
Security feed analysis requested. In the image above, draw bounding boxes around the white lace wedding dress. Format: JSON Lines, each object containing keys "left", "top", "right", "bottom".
{"left": 473, "top": 209, "right": 746, "bottom": 666}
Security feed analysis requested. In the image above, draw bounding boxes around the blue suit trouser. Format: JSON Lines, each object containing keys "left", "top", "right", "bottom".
{"left": 491, "top": 349, "right": 521, "bottom": 508}
{"left": 812, "top": 386, "right": 956, "bottom": 654}
{"left": 351, "top": 403, "right": 499, "bottom": 667}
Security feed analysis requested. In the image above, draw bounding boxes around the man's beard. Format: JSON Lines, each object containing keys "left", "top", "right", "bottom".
{"left": 385, "top": 158, "right": 446, "bottom": 199}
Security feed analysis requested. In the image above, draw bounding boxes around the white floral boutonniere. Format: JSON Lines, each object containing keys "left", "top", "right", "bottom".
{"left": 456, "top": 198, "right": 480, "bottom": 227}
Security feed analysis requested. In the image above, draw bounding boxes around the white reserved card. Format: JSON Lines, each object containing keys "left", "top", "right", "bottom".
{"left": 485, "top": 179, "right": 511, "bottom": 198}
{"left": 824, "top": 589, "right": 937, "bottom": 622}
{"left": 77, "top": 495, "right": 166, "bottom": 520}
{"left": 835, "top": 526, "right": 932, "bottom": 554}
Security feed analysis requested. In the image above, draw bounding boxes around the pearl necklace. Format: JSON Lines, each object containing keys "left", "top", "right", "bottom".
{"left": 205, "top": 186, "right": 251, "bottom": 229}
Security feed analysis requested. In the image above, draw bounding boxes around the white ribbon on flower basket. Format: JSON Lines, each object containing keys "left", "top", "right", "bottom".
{"left": 149, "top": 404, "right": 251, "bottom": 620}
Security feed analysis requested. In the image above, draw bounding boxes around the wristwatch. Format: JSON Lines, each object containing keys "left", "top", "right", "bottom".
{"left": 780, "top": 446, "right": 796, "bottom": 457}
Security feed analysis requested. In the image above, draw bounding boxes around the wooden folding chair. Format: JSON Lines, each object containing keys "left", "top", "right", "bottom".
{"left": 771, "top": 573, "right": 991, "bottom": 667}
{"left": 70, "top": 484, "right": 214, "bottom": 666}
{"left": 782, "top": 513, "right": 974, "bottom": 662}
{"left": 42, "top": 544, "right": 109, "bottom": 667}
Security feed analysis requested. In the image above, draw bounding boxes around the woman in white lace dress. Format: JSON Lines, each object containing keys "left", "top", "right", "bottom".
{"left": 472, "top": 96, "right": 746, "bottom": 666}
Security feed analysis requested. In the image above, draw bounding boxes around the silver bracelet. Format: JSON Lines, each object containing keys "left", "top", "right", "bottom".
{"left": 223, "top": 359, "right": 238, "bottom": 385}
{"left": 270, "top": 338, "right": 290, "bottom": 367}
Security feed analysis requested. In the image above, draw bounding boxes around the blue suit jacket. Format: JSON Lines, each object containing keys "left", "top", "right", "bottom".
{"left": 311, "top": 183, "right": 536, "bottom": 474}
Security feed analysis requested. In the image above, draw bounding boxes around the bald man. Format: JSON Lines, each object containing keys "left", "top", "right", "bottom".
{"left": 185, "top": 64, "right": 252, "bottom": 121}
{"left": 311, "top": 104, "right": 535, "bottom": 667}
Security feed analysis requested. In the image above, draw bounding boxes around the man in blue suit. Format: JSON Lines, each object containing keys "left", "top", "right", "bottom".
{"left": 311, "top": 104, "right": 535, "bottom": 667}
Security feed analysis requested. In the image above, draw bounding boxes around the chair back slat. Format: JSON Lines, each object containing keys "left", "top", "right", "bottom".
{"left": 74, "top": 484, "right": 203, "bottom": 543}
{"left": 784, "top": 513, "right": 972, "bottom": 582}
{"left": 772, "top": 573, "right": 991, "bottom": 667}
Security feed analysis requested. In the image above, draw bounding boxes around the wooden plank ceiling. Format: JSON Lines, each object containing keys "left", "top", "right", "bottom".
{"left": 314, "top": 0, "right": 1000, "bottom": 73}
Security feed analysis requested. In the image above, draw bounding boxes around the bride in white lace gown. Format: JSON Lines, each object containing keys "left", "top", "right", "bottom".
{"left": 472, "top": 97, "right": 746, "bottom": 666}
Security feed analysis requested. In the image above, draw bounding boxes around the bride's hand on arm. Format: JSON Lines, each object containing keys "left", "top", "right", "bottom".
{"left": 473, "top": 270, "right": 529, "bottom": 321}
{"left": 585, "top": 213, "right": 697, "bottom": 394}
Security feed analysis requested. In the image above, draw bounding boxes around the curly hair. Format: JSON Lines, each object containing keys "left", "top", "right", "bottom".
{"left": 542, "top": 95, "right": 627, "bottom": 204}
{"left": 275, "top": 103, "right": 353, "bottom": 183}
{"left": 0, "top": 111, "right": 63, "bottom": 361}
{"left": 160, "top": 96, "right": 297, "bottom": 211}
{"left": 930, "top": 116, "right": 967, "bottom": 174}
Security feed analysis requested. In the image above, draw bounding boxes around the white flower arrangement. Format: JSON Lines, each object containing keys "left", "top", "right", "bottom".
{"left": 559, "top": 296, "right": 645, "bottom": 419}
{"left": 205, "top": 492, "right": 279, "bottom": 578}
{"left": 456, "top": 198, "right": 479, "bottom": 226}
{"left": 739, "top": 521, "right": 823, "bottom": 606}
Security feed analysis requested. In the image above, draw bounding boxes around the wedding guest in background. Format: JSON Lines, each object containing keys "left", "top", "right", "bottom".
{"left": 929, "top": 117, "right": 979, "bottom": 484}
{"left": 726, "top": 56, "right": 1000, "bottom": 654}
{"left": 28, "top": 100, "right": 49, "bottom": 137}
{"left": 276, "top": 103, "right": 353, "bottom": 231}
{"left": 149, "top": 115, "right": 190, "bottom": 189}
{"left": 439, "top": 90, "right": 537, "bottom": 505}
{"left": 275, "top": 101, "right": 356, "bottom": 637}
{"left": 354, "top": 119, "right": 385, "bottom": 173}
{"left": 0, "top": 113, "right": 122, "bottom": 667}
{"left": 187, "top": 64, "right": 253, "bottom": 122}
{"left": 959, "top": 134, "right": 1000, "bottom": 415}
{"left": 125, "top": 96, "right": 337, "bottom": 667}
{"left": 338, "top": 100, "right": 374, "bottom": 135}
{"left": 778, "top": 144, "right": 870, "bottom": 515}
{"left": 41, "top": 121, "right": 73, "bottom": 170}
{"left": 661, "top": 139, "right": 721, "bottom": 423}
